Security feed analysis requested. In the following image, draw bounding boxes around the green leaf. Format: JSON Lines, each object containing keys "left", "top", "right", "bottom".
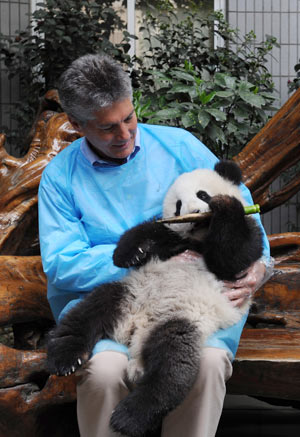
{"left": 236, "top": 122, "right": 250, "bottom": 134}
{"left": 224, "top": 76, "right": 236, "bottom": 89}
{"left": 238, "top": 81, "right": 255, "bottom": 91}
{"left": 197, "top": 110, "right": 211, "bottom": 129}
{"left": 167, "top": 84, "right": 193, "bottom": 94}
{"left": 205, "top": 108, "right": 227, "bottom": 121}
{"left": 208, "top": 122, "right": 227, "bottom": 144}
{"left": 156, "top": 108, "right": 182, "bottom": 119}
{"left": 171, "top": 70, "right": 196, "bottom": 82}
{"left": 63, "top": 36, "right": 72, "bottom": 44}
{"left": 182, "top": 111, "right": 196, "bottom": 128}
{"left": 215, "top": 90, "right": 234, "bottom": 98}
{"left": 239, "top": 90, "right": 265, "bottom": 108}
{"left": 227, "top": 122, "right": 238, "bottom": 134}
{"left": 233, "top": 105, "right": 249, "bottom": 118}
{"left": 214, "top": 73, "right": 227, "bottom": 87}
{"left": 151, "top": 71, "right": 171, "bottom": 81}
{"left": 199, "top": 91, "right": 216, "bottom": 105}
{"left": 188, "top": 88, "right": 199, "bottom": 99}
{"left": 260, "top": 91, "right": 277, "bottom": 100}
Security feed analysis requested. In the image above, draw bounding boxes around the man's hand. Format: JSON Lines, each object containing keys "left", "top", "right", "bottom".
{"left": 172, "top": 253, "right": 274, "bottom": 309}
{"left": 223, "top": 260, "right": 267, "bottom": 308}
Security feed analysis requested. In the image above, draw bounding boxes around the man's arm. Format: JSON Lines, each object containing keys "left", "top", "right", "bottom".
{"left": 38, "top": 172, "right": 126, "bottom": 293}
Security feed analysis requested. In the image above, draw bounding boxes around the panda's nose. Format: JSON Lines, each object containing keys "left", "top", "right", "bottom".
{"left": 187, "top": 201, "right": 202, "bottom": 214}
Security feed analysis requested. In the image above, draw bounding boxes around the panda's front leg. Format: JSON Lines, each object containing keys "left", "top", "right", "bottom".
{"left": 113, "top": 221, "right": 189, "bottom": 268}
{"left": 110, "top": 318, "right": 201, "bottom": 437}
{"left": 203, "top": 195, "right": 263, "bottom": 281}
{"left": 47, "top": 282, "right": 128, "bottom": 376}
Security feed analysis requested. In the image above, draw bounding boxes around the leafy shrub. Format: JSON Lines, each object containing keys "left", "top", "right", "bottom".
{"left": 133, "top": 9, "right": 278, "bottom": 158}
{"left": 0, "top": 0, "right": 132, "bottom": 153}
{"left": 0, "top": 1, "right": 278, "bottom": 159}
{"left": 288, "top": 59, "right": 300, "bottom": 93}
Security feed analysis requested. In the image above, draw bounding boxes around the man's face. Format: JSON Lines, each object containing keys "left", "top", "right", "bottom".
{"left": 72, "top": 98, "right": 138, "bottom": 161}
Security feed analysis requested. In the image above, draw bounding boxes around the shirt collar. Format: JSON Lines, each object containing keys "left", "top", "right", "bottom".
{"left": 80, "top": 128, "right": 140, "bottom": 168}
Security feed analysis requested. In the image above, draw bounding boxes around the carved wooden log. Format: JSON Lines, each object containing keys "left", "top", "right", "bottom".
{"left": 0, "top": 373, "right": 78, "bottom": 437}
{"left": 269, "top": 232, "right": 300, "bottom": 264}
{"left": 235, "top": 87, "right": 300, "bottom": 212}
{"left": 0, "top": 256, "right": 51, "bottom": 325}
{"left": 249, "top": 263, "right": 300, "bottom": 329}
{"left": 0, "top": 343, "right": 46, "bottom": 387}
{"left": 0, "top": 91, "right": 80, "bottom": 256}
{"left": 227, "top": 263, "right": 300, "bottom": 403}
{"left": 227, "top": 330, "right": 300, "bottom": 403}
{"left": 0, "top": 255, "right": 78, "bottom": 436}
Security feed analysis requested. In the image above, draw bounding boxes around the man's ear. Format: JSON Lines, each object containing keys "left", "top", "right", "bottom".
{"left": 68, "top": 116, "right": 83, "bottom": 134}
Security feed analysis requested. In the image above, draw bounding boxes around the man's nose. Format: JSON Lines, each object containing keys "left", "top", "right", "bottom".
{"left": 116, "top": 123, "right": 131, "bottom": 141}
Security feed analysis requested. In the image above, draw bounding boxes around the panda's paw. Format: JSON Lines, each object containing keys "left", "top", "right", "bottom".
{"left": 209, "top": 195, "right": 244, "bottom": 217}
{"left": 114, "top": 239, "right": 155, "bottom": 268}
{"left": 47, "top": 332, "right": 89, "bottom": 376}
{"left": 110, "top": 393, "right": 161, "bottom": 437}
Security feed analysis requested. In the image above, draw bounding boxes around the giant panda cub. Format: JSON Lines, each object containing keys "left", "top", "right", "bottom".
{"left": 47, "top": 160, "right": 263, "bottom": 437}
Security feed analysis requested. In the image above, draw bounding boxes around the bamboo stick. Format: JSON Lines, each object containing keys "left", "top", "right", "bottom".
{"left": 157, "top": 204, "right": 260, "bottom": 225}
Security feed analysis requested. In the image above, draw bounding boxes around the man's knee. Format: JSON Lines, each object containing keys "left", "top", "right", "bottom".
{"left": 77, "top": 351, "right": 129, "bottom": 393}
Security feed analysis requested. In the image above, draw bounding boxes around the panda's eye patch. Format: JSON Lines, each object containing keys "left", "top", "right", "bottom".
{"left": 175, "top": 199, "right": 182, "bottom": 216}
{"left": 196, "top": 190, "right": 211, "bottom": 203}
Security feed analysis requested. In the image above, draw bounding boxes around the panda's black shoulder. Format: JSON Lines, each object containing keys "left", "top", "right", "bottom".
{"left": 214, "top": 160, "right": 242, "bottom": 185}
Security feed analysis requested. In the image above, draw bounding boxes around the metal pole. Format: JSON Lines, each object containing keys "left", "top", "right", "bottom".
{"left": 127, "top": 0, "right": 136, "bottom": 58}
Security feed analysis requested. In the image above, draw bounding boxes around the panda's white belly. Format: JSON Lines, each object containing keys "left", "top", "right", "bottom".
{"left": 113, "top": 257, "right": 249, "bottom": 348}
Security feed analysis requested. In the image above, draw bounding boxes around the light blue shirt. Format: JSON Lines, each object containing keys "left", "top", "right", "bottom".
{"left": 38, "top": 124, "right": 270, "bottom": 360}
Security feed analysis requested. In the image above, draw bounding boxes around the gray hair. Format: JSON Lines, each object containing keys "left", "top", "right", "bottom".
{"left": 58, "top": 54, "right": 133, "bottom": 125}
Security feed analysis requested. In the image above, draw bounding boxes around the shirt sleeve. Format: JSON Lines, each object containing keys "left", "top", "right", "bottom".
{"left": 38, "top": 171, "right": 126, "bottom": 293}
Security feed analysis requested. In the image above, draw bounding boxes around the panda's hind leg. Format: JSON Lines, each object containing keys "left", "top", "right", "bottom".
{"left": 110, "top": 318, "right": 201, "bottom": 437}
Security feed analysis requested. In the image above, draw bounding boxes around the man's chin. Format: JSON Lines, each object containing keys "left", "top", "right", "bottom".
{"left": 110, "top": 142, "right": 134, "bottom": 159}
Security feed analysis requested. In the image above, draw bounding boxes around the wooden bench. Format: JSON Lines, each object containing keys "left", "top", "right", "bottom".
{"left": 1, "top": 89, "right": 300, "bottom": 435}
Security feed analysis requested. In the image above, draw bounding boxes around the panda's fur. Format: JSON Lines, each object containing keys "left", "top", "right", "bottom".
{"left": 47, "top": 160, "right": 263, "bottom": 437}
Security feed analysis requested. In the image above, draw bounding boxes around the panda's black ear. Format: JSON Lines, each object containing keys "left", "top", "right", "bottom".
{"left": 214, "top": 160, "right": 242, "bottom": 185}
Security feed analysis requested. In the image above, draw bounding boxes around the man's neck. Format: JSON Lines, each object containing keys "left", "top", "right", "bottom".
{"left": 87, "top": 140, "right": 127, "bottom": 165}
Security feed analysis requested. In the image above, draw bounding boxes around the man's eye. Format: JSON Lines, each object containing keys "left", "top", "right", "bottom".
{"left": 125, "top": 115, "right": 133, "bottom": 123}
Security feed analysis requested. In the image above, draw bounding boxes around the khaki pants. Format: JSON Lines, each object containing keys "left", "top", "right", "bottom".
{"left": 77, "top": 347, "right": 232, "bottom": 437}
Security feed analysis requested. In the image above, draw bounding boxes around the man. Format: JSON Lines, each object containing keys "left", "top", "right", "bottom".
{"left": 38, "top": 53, "right": 273, "bottom": 437}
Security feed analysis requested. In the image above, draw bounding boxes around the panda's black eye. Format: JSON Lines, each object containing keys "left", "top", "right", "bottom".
{"left": 175, "top": 199, "right": 182, "bottom": 216}
{"left": 196, "top": 190, "right": 211, "bottom": 203}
